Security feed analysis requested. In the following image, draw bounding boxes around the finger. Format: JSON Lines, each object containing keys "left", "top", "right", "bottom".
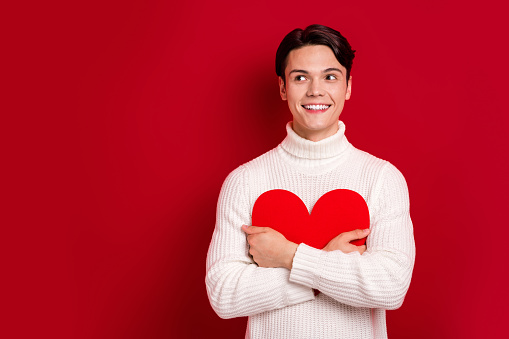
{"left": 357, "top": 245, "right": 367, "bottom": 254}
{"left": 341, "top": 228, "right": 370, "bottom": 242}
{"left": 242, "top": 225, "right": 268, "bottom": 234}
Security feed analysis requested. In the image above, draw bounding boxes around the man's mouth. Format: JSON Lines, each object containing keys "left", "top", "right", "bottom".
{"left": 302, "top": 104, "right": 331, "bottom": 112}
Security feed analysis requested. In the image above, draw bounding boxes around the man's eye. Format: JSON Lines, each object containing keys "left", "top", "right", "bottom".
{"left": 325, "top": 74, "right": 337, "bottom": 80}
{"left": 295, "top": 75, "right": 306, "bottom": 81}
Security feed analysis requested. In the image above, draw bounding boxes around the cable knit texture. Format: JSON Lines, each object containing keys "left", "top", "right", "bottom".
{"left": 206, "top": 121, "right": 415, "bottom": 339}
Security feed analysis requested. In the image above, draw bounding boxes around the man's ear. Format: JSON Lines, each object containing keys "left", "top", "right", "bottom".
{"left": 345, "top": 76, "right": 352, "bottom": 100}
{"left": 279, "top": 77, "right": 287, "bottom": 100}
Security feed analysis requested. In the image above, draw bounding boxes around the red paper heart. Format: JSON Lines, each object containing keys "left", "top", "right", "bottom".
{"left": 252, "top": 189, "right": 370, "bottom": 249}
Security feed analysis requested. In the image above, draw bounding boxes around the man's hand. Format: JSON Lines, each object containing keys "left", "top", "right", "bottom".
{"left": 322, "top": 229, "right": 370, "bottom": 254}
{"left": 242, "top": 225, "right": 298, "bottom": 269}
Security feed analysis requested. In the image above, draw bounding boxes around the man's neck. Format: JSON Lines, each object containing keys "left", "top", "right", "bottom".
{"left": 291, "top": 122, "right": 340, "bottom": 142}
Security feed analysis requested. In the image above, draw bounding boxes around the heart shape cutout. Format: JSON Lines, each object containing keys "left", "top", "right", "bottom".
{"left": 252, "top": 189, "right": 370, "bottom": 249}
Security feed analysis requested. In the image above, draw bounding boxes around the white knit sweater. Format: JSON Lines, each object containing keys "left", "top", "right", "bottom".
{"left": 206, "top": 121, "right": 415, "bottom": 339}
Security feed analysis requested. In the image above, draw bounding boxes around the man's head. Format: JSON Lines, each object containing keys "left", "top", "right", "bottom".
{"left": 275, "top": 25, "right": 355, "bottom": 86}
{"left": 275, "top": 25, "right": 356, "bottom": 141}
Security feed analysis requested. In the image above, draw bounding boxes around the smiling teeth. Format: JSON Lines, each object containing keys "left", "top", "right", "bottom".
{"left": 304, "top": 104, "right": 330, "bottom": 110}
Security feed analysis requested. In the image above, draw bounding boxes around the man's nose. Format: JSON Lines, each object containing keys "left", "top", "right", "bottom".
{"left": 307, "top": 80, "right": 324, "bottom": 96}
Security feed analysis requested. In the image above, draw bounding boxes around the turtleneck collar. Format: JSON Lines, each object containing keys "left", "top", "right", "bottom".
{"left": 280, "top": 120, "right": 350, "bottom": 160}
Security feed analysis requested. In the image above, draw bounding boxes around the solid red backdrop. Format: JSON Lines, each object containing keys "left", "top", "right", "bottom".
{"left": 3, "top": 0, "right": 508, "bottom": 338}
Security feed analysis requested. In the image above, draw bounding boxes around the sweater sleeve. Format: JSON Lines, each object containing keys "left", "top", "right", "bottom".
{"left": 289, "top": 162, "right": 415, "bottom": 310}
{"left": 205, "top": 165, "right": 315, "bottom": 319}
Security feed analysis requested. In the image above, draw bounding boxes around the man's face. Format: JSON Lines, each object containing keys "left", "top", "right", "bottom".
{"left": 279, "top": 45, "right": 351, "bottom": 142}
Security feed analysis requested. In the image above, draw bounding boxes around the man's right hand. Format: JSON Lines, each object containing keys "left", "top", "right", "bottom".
{"left": 322, "top": 229, "right": 370, "bottom": 254}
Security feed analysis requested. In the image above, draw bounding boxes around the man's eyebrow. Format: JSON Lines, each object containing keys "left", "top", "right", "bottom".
{"left": 288, "top": 69, "right": 309, "bottom": 75}
{"left": 323, "top": 68, "right": 343, "bottom": 74}
{"left": 288, "top": 68, "right": 344, "bottom": 75}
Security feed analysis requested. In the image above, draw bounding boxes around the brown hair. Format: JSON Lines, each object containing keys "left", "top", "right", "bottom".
{"left": 275, "top": 24, "right": 356, "bottom": 84}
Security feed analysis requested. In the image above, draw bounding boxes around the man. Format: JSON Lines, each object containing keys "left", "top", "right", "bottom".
{"left": 206, "top": 24, "right": 415, "bottom": 339}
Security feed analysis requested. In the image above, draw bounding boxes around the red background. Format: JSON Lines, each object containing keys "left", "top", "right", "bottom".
{"left": 4, "top": 0, "right": 509, "bottom": 338}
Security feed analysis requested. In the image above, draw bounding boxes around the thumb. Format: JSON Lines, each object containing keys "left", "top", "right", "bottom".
{"left": 341, "top": 228, "right": 370, "bottom": 242}
{"left": 242, "top": 225, "right": 266, "bottom": 234}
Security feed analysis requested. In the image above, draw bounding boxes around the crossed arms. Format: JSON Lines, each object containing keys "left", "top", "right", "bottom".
{"left": 205, "top": 163, "right": 415, "bottom": 319}
{"left": 242, "top": 224, "right": 370, "bottom": 269}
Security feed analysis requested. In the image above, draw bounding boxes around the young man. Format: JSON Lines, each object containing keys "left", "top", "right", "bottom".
{"left": 206, "top": 24, "right": 415, "bottom": 339}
